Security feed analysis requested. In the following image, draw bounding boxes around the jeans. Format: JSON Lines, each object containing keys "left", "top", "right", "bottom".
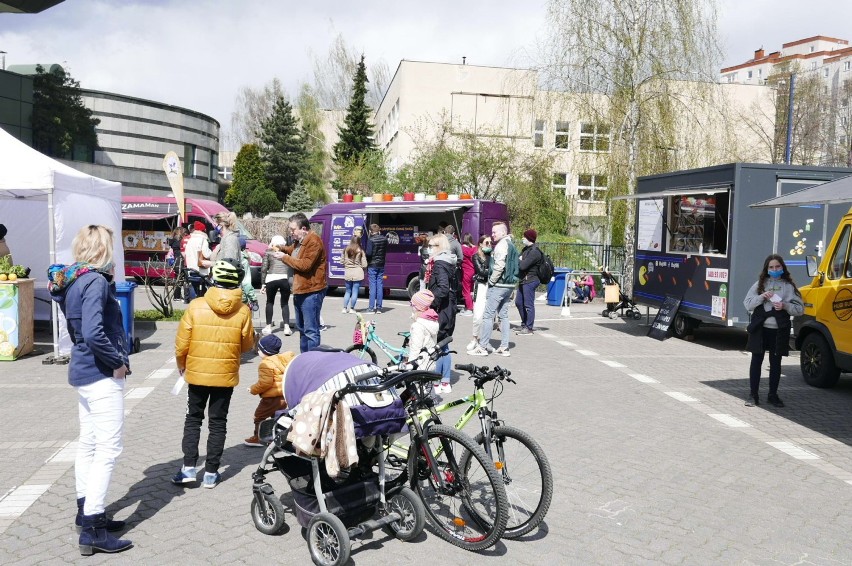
{"left": 343, "top": 280, "right": 361, "bottom": 310}
{"left": 368, "top": 266, "right": 384, "bottom": 310}
{"left": 515, "top": 280, "right": 538, "bottom": 330}
{"left": 749, "top": 328, "right": 783, "bottom": 396}
{"left": 478, "top": 286, "right": 513, "bottom": 350}
{"left": 435, "top": 344, "right": 452, "bottom": 383}
{"left": 181, "top": 384, "right": 234, "bottom": 473}
{"left": 294, "top": 289, "right": 325, "bottom": 353}
{"left": 76, "top": 377, "right": 125, "bottom": 515}
{"left": 264, "top": 278, "right": 291, "bottom": 326}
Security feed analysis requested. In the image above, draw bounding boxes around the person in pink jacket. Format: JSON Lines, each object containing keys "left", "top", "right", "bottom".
{"left": 460, "top": 233, "right": 478, "bottom": 315}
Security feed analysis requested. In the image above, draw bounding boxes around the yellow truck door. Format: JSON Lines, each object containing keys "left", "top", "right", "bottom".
{"left": 820, "top": 223, "right": 852, "bottom": 354}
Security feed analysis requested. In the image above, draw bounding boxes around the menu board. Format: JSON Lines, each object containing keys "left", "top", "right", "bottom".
{"left": 122, "top": 230, "right": 168, "bottom": 252}
{"left": 380, "top": 225, "right": 417, "bottom": 245}
{"left": 647, "top": 295, "right": 681, "bottom": 341}
{"left": 329, "top": 214, "right": 366, "bottom": 279}
{"left": 637, "top": 198, "right": 664, "bottom": 252}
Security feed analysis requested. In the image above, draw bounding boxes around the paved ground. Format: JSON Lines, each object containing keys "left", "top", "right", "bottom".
{"left": 2, "top": 287, "right": 852, "bottom": 565}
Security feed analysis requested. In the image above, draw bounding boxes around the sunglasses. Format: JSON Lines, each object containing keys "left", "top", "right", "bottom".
{"left": 429, "top": 244, "right": 440, "bottom": 247}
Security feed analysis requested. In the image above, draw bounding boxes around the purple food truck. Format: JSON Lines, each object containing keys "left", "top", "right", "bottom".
{"left": 310, "top": 199, "right": 509, "bottom": 297}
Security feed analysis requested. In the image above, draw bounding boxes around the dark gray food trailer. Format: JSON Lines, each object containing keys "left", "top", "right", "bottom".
{"left": 626, "top": 163, "right": 852, "bottom": 337}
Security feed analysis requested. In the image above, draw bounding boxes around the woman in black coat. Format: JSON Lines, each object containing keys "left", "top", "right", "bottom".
{"left": 426, "top": 234, "right": 458, "bottom": 393}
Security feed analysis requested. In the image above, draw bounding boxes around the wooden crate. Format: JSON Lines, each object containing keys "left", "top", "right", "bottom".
{"left": 0, "top": 278, "right": 34, "bottom": 360}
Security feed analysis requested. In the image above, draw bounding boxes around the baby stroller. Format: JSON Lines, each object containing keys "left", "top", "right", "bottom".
{"left": 599, "top": 268, "right": 642, "bottom": 320}
{"left": 250, "top": 350, "right": 424, "bottom": 566}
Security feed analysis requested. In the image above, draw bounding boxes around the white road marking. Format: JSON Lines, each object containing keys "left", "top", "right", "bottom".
{"left": 600, "top": 360, "right": 626, "bottom": 368}
{"left": 665, "top": 392, "right": 698, "bottom": 403}
{"left": 0, "top": 485, "right": 50, "bottom": 518}
{"left": 557, "top": 340, "right": 576, "bottom": 347}
{"left": 576, "top": 350, "right": 598, "bottom": 356}
{"left": 538, "top": 332, "right": 556, "bottom": 339}
{"left": 46, "top": 442, "right": 77, "bottom": 463}
{"left": 767, "top": 441, "right": 820, "bottom": 460}
{"left": 146, "top": 368, "right": 174, "bottom": 380}
{"left": 125, "top": 387, "right": 154, "bottom": 400}
{"left": 708, "top": 414, "right": 751, "bottom": 428}
{"left": 628, "top": 374, "right": 658, "bottom": 383}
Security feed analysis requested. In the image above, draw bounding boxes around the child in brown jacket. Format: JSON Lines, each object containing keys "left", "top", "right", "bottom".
{"left": 244, "top": 334, "right": 296, "bottom": 446}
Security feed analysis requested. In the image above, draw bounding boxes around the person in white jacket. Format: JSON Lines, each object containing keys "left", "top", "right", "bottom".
{"left": 406, "top": 289, "right": 441, "bottom": 390}
{"left": 183, "top": 221, "right": 213, "bottom": 297}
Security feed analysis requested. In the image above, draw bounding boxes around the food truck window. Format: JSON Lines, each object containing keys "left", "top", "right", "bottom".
{"left": 827, "top": 225, "right": 850, "bottom": 280}
{"left": 310, "top": 222, "right": 324, "bottom": 238}
{"left": 667, "top": 191, "right": 729, "bottom": 256}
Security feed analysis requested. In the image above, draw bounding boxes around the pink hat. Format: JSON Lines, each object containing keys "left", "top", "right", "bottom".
{"left": 410, "top": 290, "right": 435, "bottom": 312}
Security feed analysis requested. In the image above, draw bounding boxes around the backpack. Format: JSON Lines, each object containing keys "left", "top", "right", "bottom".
{"left": 537, "top": 250, "right": 555, "bottom": 283}
{"left": 502, "top": 240, "right": 520, "bottom": 285}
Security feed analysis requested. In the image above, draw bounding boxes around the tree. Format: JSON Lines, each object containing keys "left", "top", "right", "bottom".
{"left": 285, "top": 184, "right": 316, "bottom": 212}
{"left": 296, "top": 84, "right": 331, "bottom": 203}
{"left": 31, "top": 64, "right": 100, "bottom": 159}
{"left": 226, "top": 144, "right": 280, "bottom": 217}
{"left": 539, "top": 0, "right": 721, "bottom": 295}
{"left": 310, "top": 33, "right": 390, "bottom": 109}
{"left": 333, "top": 55, "right": 378, "bottom": 165}
{"left": 229, "top": 79, "right": 284, "bottom": 148}
{"left": 259, "top": 95, "right": 308, "bottom": 203}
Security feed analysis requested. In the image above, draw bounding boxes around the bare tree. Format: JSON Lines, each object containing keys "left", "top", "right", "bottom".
{"left": 230, "top": 78, "right": 285, "bottom": 148}
{"left": 310, "top": 33, "right": 390, "bottom": 109}
{"left": 537, "top": 0, "right": 721, "bottom": 295}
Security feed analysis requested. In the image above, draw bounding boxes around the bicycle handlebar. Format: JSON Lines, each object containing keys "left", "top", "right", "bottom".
{"left": 453, "top": 363, "right": 514, "bottom": 385}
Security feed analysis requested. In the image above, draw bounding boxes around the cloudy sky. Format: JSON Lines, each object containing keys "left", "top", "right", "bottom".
{"left": 2, "top": 0, "right": 850, "bottom": 150}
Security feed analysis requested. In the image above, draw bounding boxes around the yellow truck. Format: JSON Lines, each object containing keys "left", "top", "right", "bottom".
{"left": 752, "top": 183, "right": 852, "bottom": 388}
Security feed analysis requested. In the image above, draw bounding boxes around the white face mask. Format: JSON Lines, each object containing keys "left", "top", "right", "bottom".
{"left": 522, "top": 238, "right": 531, "bottom": 247}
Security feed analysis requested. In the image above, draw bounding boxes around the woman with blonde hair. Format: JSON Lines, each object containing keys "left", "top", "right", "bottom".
{"left": 47, "top": 225, "right": 132, "bottom": 555}
{"left": 342, "top": 235, "right": 367, "bottom": 313}
{"left": 212, "top": 211, "right": 241, "bottom": 262}
{"left": 425, "top": 233, "right": 458, "bottom": 394}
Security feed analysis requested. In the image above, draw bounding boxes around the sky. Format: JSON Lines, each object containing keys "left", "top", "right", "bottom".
{"left": 2, "top": 0, "right": 851, "bottom": 151}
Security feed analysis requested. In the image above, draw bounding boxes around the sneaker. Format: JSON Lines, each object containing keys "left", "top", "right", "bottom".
{"left": 767, "top": 394, "right": 785, "bottom": 408}
{"left": 466, "top": 339, "right": 478, "bottom": 352}
{"left": 516, "top": 327, "right": 534, "bottom": 335}
{"left": 374, "top": 308, "right": 382, "bottom": 314}
{"left": 243, "top": 435, "right": 264, "bottom": 447}
{"left": 745, "top": 394, "right": 759, "bottom": 407}
{"left": 432, "top": 384, "right": 443, "bottom": 396}
{"left": 439, "top": 382, "right": 452, "bottom": 394}
{"left": 261, "top": 324, "right": 274, "bottom": 336}
{"left": 494, "top": 346, "right": 511, "bottom": 357}
{"left": 202, "top": 471, "right": 221, "bottom": 489}
{"left": 320, "top": 325, "right": 330, "bottom": 332}
{"left": 459, "top": 310, "right": 473, "bottom": 317}
{"left": 342, "top": 308, "right": 348, "bottom": 314}
{"left": 283, "top": 324, "right": 293, "bottom": 336}
{"left": 469, "top": 345, "right": 490, "bottom": 357}
{"left": 171, "top": 467, "right": 197, "bottom": 485}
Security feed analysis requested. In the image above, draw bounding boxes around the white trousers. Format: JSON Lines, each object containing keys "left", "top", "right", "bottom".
{"left": 471, "top": 283, "right": 488, "bottom": 338}
{"left": 75, "top": 377, "right": 125, "bottom": 515}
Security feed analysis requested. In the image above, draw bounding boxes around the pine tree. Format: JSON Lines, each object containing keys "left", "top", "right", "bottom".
{"left": 32, "top": 64, "right": 100, "bottom": 159}
{"left": 227, "top": 144, "right": 280, "bottom": 216}
{"left": 259, "top": 95, "right": 307, "bottom": 203}
{"left": 285, "top": 183, "right": 317, "bottom": 212}
{"left": 333, "top": 55, "right": 378, "bottom": 165}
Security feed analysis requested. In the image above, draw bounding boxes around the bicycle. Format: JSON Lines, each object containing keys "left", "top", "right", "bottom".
{"left": 346, "top": 311, "right": 409, "bottom": 365}
{"left": 339, "top": 338, "right": 510, "bottom": 551}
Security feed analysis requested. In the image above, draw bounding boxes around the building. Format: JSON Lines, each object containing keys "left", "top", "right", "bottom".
{"left": 373, "top": 60, "right": 773, "bottom": 234}
{"left": 0, "top": 68, "right": 33, "bottom": 144}
{"left": 720, "top": 36, "right": 850, "bottom": 85}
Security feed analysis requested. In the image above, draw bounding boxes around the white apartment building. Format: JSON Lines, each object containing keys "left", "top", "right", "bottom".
{"left": 374, "top": 60, "right": 773, "bottom": 221}
{"left": 720, "top": 36, "right": 850, "bottom": 85}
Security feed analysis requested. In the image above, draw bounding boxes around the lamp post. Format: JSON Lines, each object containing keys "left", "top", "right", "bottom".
{"left": 784, "top": 73, "right": 796, "bottom": 165}
{"left": 0, "top": 51, "right": 6, "bottom": 71}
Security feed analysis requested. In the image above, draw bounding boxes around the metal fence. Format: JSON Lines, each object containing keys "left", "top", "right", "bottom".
{"left": 536, "top": 242, "right": 626, "bottom": 274}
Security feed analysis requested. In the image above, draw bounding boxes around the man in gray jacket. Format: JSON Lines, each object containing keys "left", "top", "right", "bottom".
{"left": 469, "top": 221, "right": 518, "bottom": 357}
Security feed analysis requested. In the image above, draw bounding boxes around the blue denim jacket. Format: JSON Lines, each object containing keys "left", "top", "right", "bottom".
{"left": 58, "top": 271, "right": 128, "bottom": 386}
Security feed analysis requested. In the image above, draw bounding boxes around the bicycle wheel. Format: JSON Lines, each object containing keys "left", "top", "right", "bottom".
{"left": 466, "top": 425, "right": 553, "bottom": 538}
{"left": 344, "top": 344, "right": 377, "bottom": 364}
{"left": 408, "top": 424, "right": 508, "bottom": 551}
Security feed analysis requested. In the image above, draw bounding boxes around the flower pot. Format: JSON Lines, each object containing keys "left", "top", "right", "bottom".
{"left": 393, "top": 196, "right": 403, "bottom": 201}
{"left": 363, "top": 196, "right": 373, "bottom": 203}
{"left": 403, "top": 192, "right": 415, "bottom": 201}
{"left": 383, "top": 193, "right": 394, "bottom": 201}
{"left": 459, "top": 193, "right": 473, "bottom": 200}
{"left": 414, "top": 192, "right": 426, "bottom": 201}
{"left": 425, "top": 195, "right": 437, "bottom": 201}
{"left": 342, "top": 193, "right": 354, "bottom": 203}
{"left": 448, "top": 193, "right": 459, "bottom": 200}
{"left": 372, "top": 193, "right": 385, "bottom": 203}
{"left": 436, "top": 192, "right": 449, "bottom": 200}
{"left": 353, "top": 194, "right": 363, "bottom": 202}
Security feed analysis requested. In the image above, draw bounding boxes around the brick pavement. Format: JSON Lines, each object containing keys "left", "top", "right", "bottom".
{"left": 1, "top": 289, "right": 852, "bottom": 564}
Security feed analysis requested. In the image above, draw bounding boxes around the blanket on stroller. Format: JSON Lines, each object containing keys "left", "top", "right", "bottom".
{"left": 288, "top": 390, "right": 358, "bottom": 478}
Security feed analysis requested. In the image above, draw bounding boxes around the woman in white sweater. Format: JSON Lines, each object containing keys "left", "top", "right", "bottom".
{"left": 743, "top": 254, "right": 804, "bottom": 408}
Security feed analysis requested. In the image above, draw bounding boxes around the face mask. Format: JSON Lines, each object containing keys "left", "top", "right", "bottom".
{"left": 522, "top": 238, "right": 531, "bottom": 247}
{"left": 99, "top": 261, "right": 115, "bottom": 274}
{"left": 215, "top": 225, "right": 222, "bottom": 233}
{"left": 768, "top": 269, "right": 783, "bottom": 279}
{"left": 482, "top": 247, "right": 492, "bottom": 254}
{"left": 428, "top": 248, "right": 436, "bottom": 258}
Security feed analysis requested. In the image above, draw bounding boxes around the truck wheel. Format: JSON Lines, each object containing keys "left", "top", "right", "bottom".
{"left": 407, "top": 277, "right": 420, "bottom": 299}
{"left": 800, "top": 333, "right": 841, "bottom": 388}
{"left": 672, "top": 313, "right": 695, "bottom": 339}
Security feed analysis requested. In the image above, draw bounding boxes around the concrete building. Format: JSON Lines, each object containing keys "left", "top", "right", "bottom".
{"left": 0, "top": 68, "right": 33, "bottom": 144}
{"left": 720, "top": 36, "right": 850, "bottom": 85}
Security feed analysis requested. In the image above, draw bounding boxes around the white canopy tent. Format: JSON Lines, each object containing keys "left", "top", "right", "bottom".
{"left": 0, "top": 127, "right": 124, "bottom": 358}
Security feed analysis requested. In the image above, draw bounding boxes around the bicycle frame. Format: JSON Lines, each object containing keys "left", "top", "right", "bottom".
{"left": 353, "top": 313, "right": 408, "bottom": 365}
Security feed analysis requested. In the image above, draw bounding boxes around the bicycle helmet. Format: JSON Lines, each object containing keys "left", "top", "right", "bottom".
{"left": 210, "top": 259, "right": 243, "bottom": 289}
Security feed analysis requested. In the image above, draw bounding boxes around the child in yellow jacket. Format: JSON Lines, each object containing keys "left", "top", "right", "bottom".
{"left": 244, "top": 334, "right": 297, "bottom": 446}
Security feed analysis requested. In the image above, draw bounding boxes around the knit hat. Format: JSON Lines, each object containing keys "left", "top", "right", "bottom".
{"left": 523, "top": 229, "right": 537, "bottom": 243}
{"left": 270, "top": 235, "right": 286, "bottom": 248}
{"left": 410, "top": 289, "right": 435, "bottom": 312}
{"left": 192, "top": 220, "right": 206, "bottom": 232}
{"left": 258, "top": 334, "right": 282, "bottom": 356}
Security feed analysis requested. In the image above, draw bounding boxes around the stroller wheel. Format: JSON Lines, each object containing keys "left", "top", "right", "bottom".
{"left": 608, "top": 311, "right": 619, "bottom": 320}
{"left": 308, "top": 512, "right": 350, "bottom": 566}
{"left": 251, "top": 491, "right": 286, "bottom": 535}
{"left": 632, "top": 310, "right": 642, "bottom": 320}
{"left": 601, "top": 309, "right": 610, "bottom": 317}
{"left": 385, "top": 487, "right": 426, "bottom": 542}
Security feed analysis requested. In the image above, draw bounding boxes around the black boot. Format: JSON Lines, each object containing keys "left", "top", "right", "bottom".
{"left": 75, "top": 498, "right": 126, "bottom": 534}
{"left": 79, "top": 512, "right": 132, "bottom": 556}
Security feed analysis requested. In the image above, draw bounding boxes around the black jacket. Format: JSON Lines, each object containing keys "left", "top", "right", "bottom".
{"left": 518, "top": 244, "right": 543, "bottom": 285}
{"left": 473, "top": 253, "right": 489, "bottom": 284}
{"left": 746, "top": 307, "right": 791, "bottom": 356}
{"left": 427, "top": 257, "right": 458, "bottom": 340}
{"left": 366, "top": 233, "right": 388, "bottom": 268}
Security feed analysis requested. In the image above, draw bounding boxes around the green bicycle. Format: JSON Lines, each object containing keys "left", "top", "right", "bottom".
{"left": 346, "top": 312, "right": 409, "bottom": 365}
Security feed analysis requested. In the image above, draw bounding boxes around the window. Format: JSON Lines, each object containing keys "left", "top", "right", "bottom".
{"left": 842, "top": 116, "right": 848, "bottom": 127}
{"left": 552, "top": 172, "right": 568, "bottom": 193}
{"left": 846, "top": 61, "right": 852, "bottom": 72}
{"left": 824, "top": 68, "right": 830, "bottom": 78}
{"left": 667, "top": 192, "right": 730, "bottom": 255}
{"left": 810, "top": 61, "right": 817, "bottom": 70}
{"left": 747, "top": 70, "right": 753, "bottom": 79}
{"left": 577, "top": 174, "right": 607, "bottom": 202}
{"left": 579, "top": 123, "right": 611, "bottom": 152}
{"left": 184, "top": 145, "right": 195, "bottom": 177}
{"left": 533, "top": 119, "right": 545, "bottom": 148}
{"left": 555, "top": 121, "right": 570, "bottom": 149}
{"left": 758, "top": 69, "right": 762, "bottom": 78}
{"left": 209, "top": 150, "right": 218, "bottom": 181}
{"left": 828, "top": 225, "right": 850, "bottom": 279}
{"left": 810, "top": 46, "right": 815, "bottom": 53}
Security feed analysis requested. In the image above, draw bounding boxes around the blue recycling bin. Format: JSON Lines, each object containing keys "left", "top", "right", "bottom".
{"left": 115, "top": 281, "right": 140, "bottom": 354}
{"left": 546, "top": 268, "right": 573, "bottom": 306}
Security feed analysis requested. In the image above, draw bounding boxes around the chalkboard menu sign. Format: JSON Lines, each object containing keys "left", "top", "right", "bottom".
{"left": 647, "top": 295, "right": 682, "bottom": 341}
